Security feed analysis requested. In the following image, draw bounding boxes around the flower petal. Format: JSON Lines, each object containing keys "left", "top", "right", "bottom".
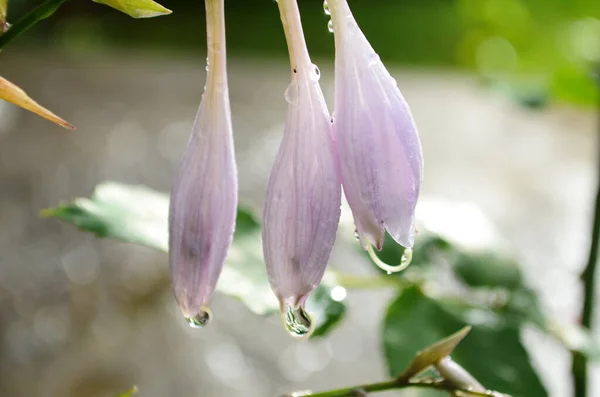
{"left": 330, "top": 0, "right": 423, "bottom": 249}
{"left": 263, "top": 70, "right": 341, "bottom": 309}
{"left": 168, "top": 0, "right": 237, "bottom": 319}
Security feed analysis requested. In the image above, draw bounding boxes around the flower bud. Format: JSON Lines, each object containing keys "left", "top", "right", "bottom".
{"left": 328, "top": 0, "right": 423, "bottom": 272}
{"left": 168, "top": 0, "right": 237, "bottom": 326}
{"left": 263, "top": 0, "right": 341, "bottom": 337}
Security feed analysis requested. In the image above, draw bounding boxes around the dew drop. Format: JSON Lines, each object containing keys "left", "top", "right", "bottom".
{"left": 205, "top": 57, "right": 210, "bottom": 72}
{"left": 283, "top": 305, "right": 314, "bottom": 338}
{"left": 310, "top": 64, "right": 321, "bottom": 82}
{"left": 323, "top": 0, "right": 331, "bottom": 15}
{"left": 401, "top": 248, "right": 413, "bottom": 267}
{"left": 284, "top": 81, "right": 299, "bottom": 104}
{"left": 368, "top": 53, "right": 381, "bottom": 67}
{"left": 185, "top": 308, "right": 212, "bottom": 328}
{"left": 353, "top": 230, "right": 360, "bottom": 240}
{"left": 327, "top": 20, "right": 334, "bottom": 33}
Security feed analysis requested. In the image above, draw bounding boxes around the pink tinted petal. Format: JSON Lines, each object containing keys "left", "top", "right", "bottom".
{"left": 263, "top": 70, "right": 341, "bottom": 308}
{"left": 330, "top": 0, "right": 423, "bottom": 249}
{"left": 168, "top": 0, "right": 237, "bottom": 319}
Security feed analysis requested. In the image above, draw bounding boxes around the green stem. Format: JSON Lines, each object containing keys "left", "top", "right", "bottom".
{"left": 333, "top": 272, "right": 408, "bottom": 289}
{"left": 0, "top": 0, "right": 68, "bottom": 49}
{"left": 571, "top": 70, "right": 600, "bottom": 397}
{"left": 286, "top": 379, "right": 500, "bottom": 397}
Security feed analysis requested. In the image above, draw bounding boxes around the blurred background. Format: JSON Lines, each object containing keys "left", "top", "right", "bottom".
{"left": 0, "top": 0, "right": 600, "bottom": 396}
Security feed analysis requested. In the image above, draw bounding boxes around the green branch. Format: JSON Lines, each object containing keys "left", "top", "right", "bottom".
{"left": 0, "top": 0, "right": 69, "bottom": 49}
{"left": 284, "top": 379, "right": 503, "bottom": 397}
{"left": 571, "top": 70, "right": 600, "bottom": 397}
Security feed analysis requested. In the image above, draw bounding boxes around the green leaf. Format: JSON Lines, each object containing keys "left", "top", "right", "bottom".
{"left": 307, "top": 282, "right": 346, "bottom": 339}
{"left": 93, "top": 0, "right": 172, "bottom": 18}
{"left": 43, "top": 181, "right": 346, "bottom": 337}
{"left": 383, "top": 286, "right": 547, "bottom": 397}
{"left": 0, "top": 0, "right": 69, "bottom": 49}
{"left": 398, "top": 326, "right": 471, "bottom": 382}
{"left": 452, "top": 250, "right": 523, "bottom": 291}
{"left": 118, "top": 386, "right": 138, "bottom": 397}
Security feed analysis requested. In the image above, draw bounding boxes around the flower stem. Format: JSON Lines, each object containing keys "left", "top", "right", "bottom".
{"left": 284, "top": 379, "right": 502, "bottom": 397}
{"left": 0, "top": 0, "right": 69, "bottom": 49}
{"left": 333, "top": 272, "right": 407, "bottom": 289}
{"left": 571, "top": 69, "right": 600, "bottom": 397}
{"left": 205, "top": 0, "right": 227, "bottom": 88}
{"left": 277, "top": 0, "right": 312, "bottom": 71}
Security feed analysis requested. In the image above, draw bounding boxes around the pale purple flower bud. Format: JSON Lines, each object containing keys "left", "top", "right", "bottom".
{"left": 263, "top": 0, "right": 341, "bottom": 336}
{"left": 327, "top": 0, "right": 423, "bottom": 271}
{"left": 168, "top": 0, "right": 237, "bottom": 327}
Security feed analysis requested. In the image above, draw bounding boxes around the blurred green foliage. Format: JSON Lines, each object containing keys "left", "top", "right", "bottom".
{"left": 6, "top": 0, "right": 600, "bottom": 105}
{"left": 43, "top": 181, "right": 348, "bottom": 337}
{"left": 383, "top": 287, "right": 547, "bottom": 397}
{"left": 45, "top": 181, "right": 600, "bottom": 396}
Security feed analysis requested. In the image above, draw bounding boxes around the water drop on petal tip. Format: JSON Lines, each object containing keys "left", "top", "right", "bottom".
{"left": 327, "top": 20, "right": 335, "bottom": 33}
{"left": 401, "top": 248, "right": 413, "bottom": 266}
{"left": 185, "top": 307, "right": 212, "bottom": 329}
{"left": 323, "top": 0, "right": 331, "bottom": 15}
{"left": 366, "top": 243, "right": 412, "bottom": 274}
{"left": 283, "top": 305, "right": 315, "bottom": 338}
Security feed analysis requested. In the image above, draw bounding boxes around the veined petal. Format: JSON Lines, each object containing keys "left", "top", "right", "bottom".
{"left": 168, "top": 0, "right": 237, "bottom": 322}
{"left": 263, "top": 0, "right": 341, "bottom": 317}
{"left": 329, "top": 0, "right": 423, "bottom": 249}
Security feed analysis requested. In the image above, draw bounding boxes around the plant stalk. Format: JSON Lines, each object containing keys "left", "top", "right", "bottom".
{"left": 0, "top": 0, "right": 68, "bottom": 49}
{"left": 571, "top": 69, "right": 600, "bottom": 397}
{"left": 284, "top": 379, "right": 503, "bottom": 397}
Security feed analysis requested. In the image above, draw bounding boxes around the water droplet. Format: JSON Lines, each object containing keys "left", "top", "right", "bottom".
{"left": 368, "top": 53, "right": 381, "bottom": 66}
{"left": 466, "top": 386, "right": 474, "bottom": 392}
{"left": 284, "top": 81, "right": 299, "bottom": 104}
{"left": 283, "top": 305, "right": 314, "bottom": 338}
{"left": 205, "top": 57, "right": 210, "bottom": 72}
{"left": 186, "top": 308, "right": 212, "bottom": 328}
{"left": 353, "top": 229, "right": 360, "bottom": 240}
{"left": 401, "top": 248, "right": 413, "bottom": 267}
{"left": 323, "top": 1, "right": 331, "bottom": 15}
{"left": 310, "top": 64, "right": 321, "bottom": 82}
{"left": 327, "top": 20, "right": 334, "bottom": 33}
